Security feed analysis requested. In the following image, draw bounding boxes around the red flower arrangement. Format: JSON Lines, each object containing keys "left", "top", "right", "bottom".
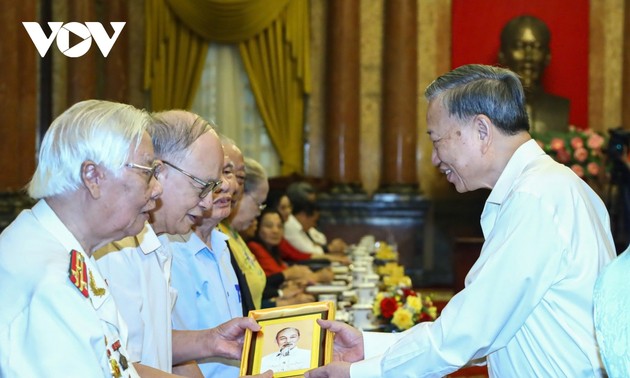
{"left": 533, "top": 126, "right": 609, "bottom": 180}
{"left": 373, "top": 286, "right": 438, "bottom": 331}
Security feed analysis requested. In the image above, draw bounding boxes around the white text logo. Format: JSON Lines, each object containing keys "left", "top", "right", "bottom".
{"left": 22, "top": 22, "right": 126, "bottom": 58}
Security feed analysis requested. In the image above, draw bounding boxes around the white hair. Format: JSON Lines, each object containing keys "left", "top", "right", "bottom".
{"left": 28, "top": 100, "right": 151, "bottom": 199}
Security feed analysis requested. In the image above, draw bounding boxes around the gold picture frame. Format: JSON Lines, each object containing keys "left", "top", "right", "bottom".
{"left": 240, "top": 301, "right": 336, "bottom": 378}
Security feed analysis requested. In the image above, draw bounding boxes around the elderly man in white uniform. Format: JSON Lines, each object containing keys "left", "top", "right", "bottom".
{"left": 305, "top": 64, "right": 615, "bottom": 378}
{"left": 0, "top": 100, "right": 163, "bottom": 377}
{"left": 96, "top": 110, "right": 269, "bottom": 377}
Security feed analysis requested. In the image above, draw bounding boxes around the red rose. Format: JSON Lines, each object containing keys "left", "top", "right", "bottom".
{"left": 587, "top": 133, "right": 605, "bottom": 150}
{"left": 556, "top": 148, "right": 571, "bottom": 164}
{"left": 380, "top": 297, "right": 399, "bottom": 319}
{"left": 571, "top": 164, "right": 585, "bottom": 178}
{"left": 587, "top": 162, "right": 600, "bottom": 176}
{"left": 550, "top": 138, "right": 565, "bottom": 151}
{"left": 570, "top": 136, "right": 584, "bottom": 150}
{"left": 574, "top": 147, "right": 588, "bottom": 163}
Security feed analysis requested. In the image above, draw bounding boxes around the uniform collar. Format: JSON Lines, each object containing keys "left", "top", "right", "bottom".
{"left": 136, "top": 223, "right": 163, "bottom": 255}
{"left": 32, "top": 199, "right": 85, "bottom": 254}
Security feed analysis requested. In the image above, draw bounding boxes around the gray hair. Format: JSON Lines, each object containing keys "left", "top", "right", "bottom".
{"left": 28, "top": 100, "right": 150, "bottom": 199}
{"left": 243, "top": 158, "right": 267, "bottom": 194}
{"left": 424, "top": 64, "right": 530, "bottom": 135}
{"left": 149, "top": 110, "right": 215, "bottom": 163}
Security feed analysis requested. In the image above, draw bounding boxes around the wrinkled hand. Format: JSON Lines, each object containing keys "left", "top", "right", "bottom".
{"left": 280, "top": 285, "right": 304, "bottom": 299}
{"left": 327, "top": 238, "right": 348, "bottom": 254}
{"left": 312, "top": 267, "right": 334, "bottom": 283}
{"left": 284, "top": 265, "right": 313, "bottom": 280}
{"left": 277, "top": 293, "right": 316, "bottom": 306}
{"left": 318, "top": 319, "right": 364, "bottom": 362}
{"left": 208, "top": 317, "right": 260, "bottom": 360}
{"left": 326, "top": 254, "right": 351, "bottom": 265}
{"left": 242, "top": 370, "right": 273, "bottom": 378}
{"left": 305, "top": 361, "right": 351, "bottom": 378}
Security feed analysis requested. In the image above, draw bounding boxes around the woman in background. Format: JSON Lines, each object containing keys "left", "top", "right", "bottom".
{"left": 248, "top": 208, "right": 333, "bottom": 284}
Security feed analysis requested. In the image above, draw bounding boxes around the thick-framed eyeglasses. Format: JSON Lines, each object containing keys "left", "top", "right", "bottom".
{"left": 125, "top": 161, "right": 162, "bottom": 183}
{"left": 162, "top": 160, "right": 222, "bottom": 199}
{"left": 247, "top": 193, "right": 267, "bottom": 211}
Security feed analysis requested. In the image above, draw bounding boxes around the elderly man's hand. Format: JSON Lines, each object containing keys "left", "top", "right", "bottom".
{"left": 317, "top": 319, "right": 364, "bottom": 362}
{"left": 327, "top": 238, "right": 348, "bottom": 254}
{"left": 208, "top": 317, "right": 261, "bottom": 360}
{"left": 305, "top": 361, "right": 351, "bottom": 378}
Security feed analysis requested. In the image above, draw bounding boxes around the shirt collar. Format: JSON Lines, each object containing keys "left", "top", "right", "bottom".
{"left": 209, "top": 228, "right": 229, "bottom": 253}
{"left": 170, "top": 229, "right": 230, "bottom": 257}
{"left": 486, "top": 139, "right": 546, "bottom": 206}
{"left": 136, "top": 223, "right": 163, "bottom": 255}
{"left": 32, "top": 199, "right": 85, "bottom": 254}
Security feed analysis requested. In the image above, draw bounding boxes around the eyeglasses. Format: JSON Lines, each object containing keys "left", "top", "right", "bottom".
{"left": 126, "top": 161, "right": 162, "bottom": 183}
{"left": 162, "top": 160, "right": 222, "bottom": 199}
{"left": 247, "top": 193, "right": 267, "bottom": 211}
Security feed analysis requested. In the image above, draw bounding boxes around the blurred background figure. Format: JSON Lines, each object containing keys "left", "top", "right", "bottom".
{"left": 284, "top": 181, "right": 348, "bottom": 256}
{"left": 247, "top": 208, "right": 334, "bottom": 284}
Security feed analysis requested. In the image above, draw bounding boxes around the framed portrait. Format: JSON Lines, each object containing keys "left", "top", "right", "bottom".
{"left": 240, "top": 301, "right": 336, "bottom": 378}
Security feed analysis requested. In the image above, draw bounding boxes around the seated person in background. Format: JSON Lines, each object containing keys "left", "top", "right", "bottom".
{"left": 285, "top": 182, "right": 348, "bottom": 255}
{"left": 267, "top": 192, "right": 349, "bottom": 266}
{"left": 248, "top": 208, "right": 333, "bottom": 284}
{"left": 169, "top": 140, "right": 245, "bottom": 378}
{"left": 239, "top": 218, "right": 258, "bottom": 241}
{"left": 283, "top": 198, "right": 347, "bottom": 255}
{"left": 266, "top": 192, "right": 294, "bottom": 223}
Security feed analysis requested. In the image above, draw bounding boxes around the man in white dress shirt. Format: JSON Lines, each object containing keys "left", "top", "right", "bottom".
{"left": 261, "top": 327, "right": 312, "bottom": 373}
{"left": 96, "top": 110, "right": 268, "bottom": 377}
{"left": 305, "top": 64, "right": 616, "bottom": 377}
{"left": 0, "top": 100, "right": 164, "bottom": 377}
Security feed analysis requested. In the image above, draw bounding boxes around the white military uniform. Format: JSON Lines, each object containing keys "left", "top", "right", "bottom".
{"left": 0, "top": 200, "right": 138, "bottom": 377}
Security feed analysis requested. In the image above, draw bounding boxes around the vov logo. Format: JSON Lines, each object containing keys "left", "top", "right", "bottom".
{"left": 22, "top": 22, "right": 126, "bottom": 58}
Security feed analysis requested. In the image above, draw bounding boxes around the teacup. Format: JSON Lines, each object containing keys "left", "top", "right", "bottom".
{"left": 349, "top": 304, "right": 375, "bottom": 330}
